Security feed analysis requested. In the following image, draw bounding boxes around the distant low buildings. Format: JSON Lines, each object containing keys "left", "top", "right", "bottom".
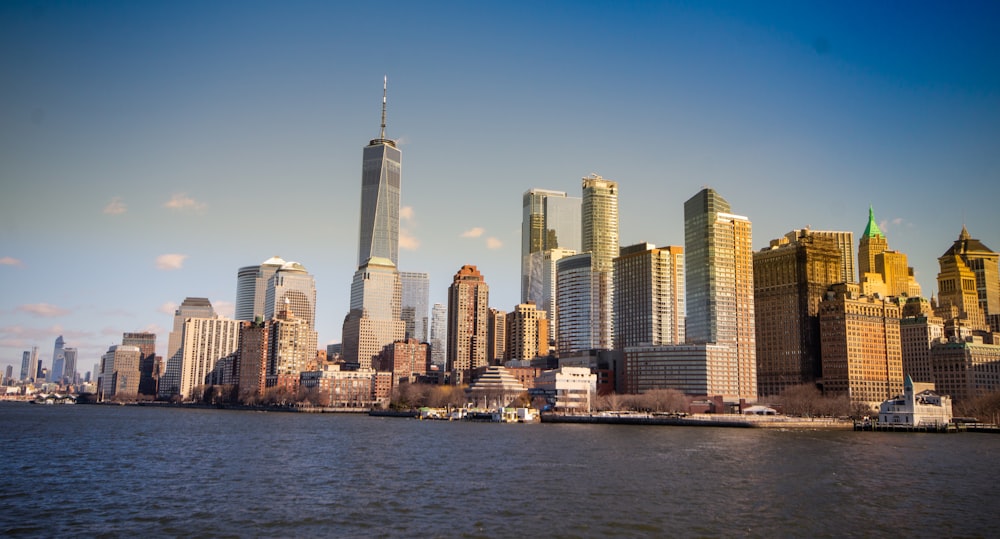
{"left": 535, "top": 366, "right": 595, "bottom": 412}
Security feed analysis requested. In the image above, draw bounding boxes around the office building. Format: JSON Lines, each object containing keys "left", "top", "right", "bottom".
{"left": 358, "top": 77, "right": 401, "bottom": 267}
{"left": 581, "top": 174, "right": 618, "bottom": 350}
{"left": 123, "top": 331, "right": 158, "bottom": 396}
{"left": 614, "top": 242, "right": 685, "bottom": 349}
{"left": 400, "top": 272, "right": 430, "bottom": 342}
{"left": 487, "top": 308, "right": 507, "bottom": 364}
{"left": 899, "top": 297, "right": 945, "bottom": 384}
{"left": 858, "top": 206, "right": 888, "bottom": 282}
{"left": 159, "top": 297, "right": 217, "bottom": 399}
{"left": 176, "top": 317, "right": 240, "bottom": 400}
{"left": 266, "top": 303, "right": 318, "bottom": 392}
{"left": 753, "top": 229, "right": 843, "bottom": 396}
{"left": 235, "top": 256, "right": 286, "bottom": 322}
{"left": 937, "top": 226, "right": 1000, "bottom": 333}
{"left": 858, "top": 206, "right": 921, "bottom": 298}
{"left": 263, "top": 261, "right": 316, "bottom": 329}
{"left": 557, "top": 253, "right": 597, "bottom": 355}
{"left": 238, "top": 319, "right": 269, "bottom": 402}
{"left": 380, "top": 338, "right": 430, "bottom": 385}
{"left": 809, "top": 230, "right": 856, "bottom": 284}
{"left": 99, "top": 344, "right": 141, "bottom": 400}
{"left": 521, "top": 188, "right": 581, "bottom": 303}
{"left": 50, "top": 336, "right": 66, "bottom": 384}
{"left": 447, "top": 265, "right": 489, "bottom": 384}
{"left": 621, "top": 343, "right": 736, "bottom": 397}
{"left": 342, "top": 257, "right": 405, "bottom": 370}
{"left": 20, "top": 347, "right": 37, "bottom": 382}
{"left": 930, "top": 335, "right": 1000, "bottom": 402}
{"left": 819, "top": 283, "right": 903, "bottom": 405}
{"left": 430, "top": 303, "right": 448, "bottom": 369}
{"left": 505, "top": 302, "right": 549, "bottom": 361}
{"left": 526, "top": 247, "right": 576, "bottom": 346}
{"left": 684, "top": 188, "right": 757, "bottom": 401}
{"left": 63, "top": 348, "right": 77, "bottom": 385}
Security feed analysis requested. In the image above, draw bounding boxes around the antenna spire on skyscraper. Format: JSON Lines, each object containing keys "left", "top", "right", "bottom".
{"left": 380, "top": 75, "right": 387, "bottom": 140}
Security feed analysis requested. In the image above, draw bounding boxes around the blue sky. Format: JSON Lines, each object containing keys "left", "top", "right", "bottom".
{"left": 2, "top": 1, "right": 999, "bottom": 378}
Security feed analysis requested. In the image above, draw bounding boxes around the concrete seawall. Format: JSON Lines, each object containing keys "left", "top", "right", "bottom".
{"left": 541, "top": 413, "right": 854, "bottom": 429}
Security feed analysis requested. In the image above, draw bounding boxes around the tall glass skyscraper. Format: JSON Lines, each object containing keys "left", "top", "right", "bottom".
{"left": 358, "top": 78, "right": 401, "bottom": 267}
{"left": 684, "top": 188, "right": 756, "bottom": 400}
{"left": 400, "top": 272, "right": 430, "bottom": 342}
{"left": 521, "top": 188, "right": 581, "bottom": 302}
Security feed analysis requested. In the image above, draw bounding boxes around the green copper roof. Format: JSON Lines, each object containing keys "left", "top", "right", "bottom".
{"left": 863, "top": 205, "right": 883, "bottom": 238}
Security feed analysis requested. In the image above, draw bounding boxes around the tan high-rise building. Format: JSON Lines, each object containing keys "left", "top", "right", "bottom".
{"left": 858, "top": 206, "right": 888, "bottom": 281}
{"left": 753, "top": 229, "right": 843, "bottom": 397}
{"left": 505, "top": 302, "right": 549, "bottom": 361}
{"left": 809, "top": 230, "right": 856, "bottom": 284}
{"left": 447, "top": 265, "right": 490, "bottom": 384}
{"left": 937, "top": 226, "right": 1000, "bottom": 334}
{"left": 123, "top": 331, "right": 159, "bottom": 397}
{"left": 267, "top": 304, "right": 318, "bottom": 391}
{"left": 160, "top": 297, "right": 217, "bottom": 399}
{"left": 581, "top": 174, "right": 619, "bottom": 350}
{"left": 613, "top": 242, "right": 685, "bottom": 349}
{"left": 178, "top": 317, "right": 241, "bottom": 400}
{"left": 99, "top": 344, "right": 141, "bottom": 401}
{"left": 819, "top": 283, "right": 903, "bottom": 405}
{"left": 487, "top": 308, "right": 507, "bottom": 365}
{"left": 876, "top": 250, "right": 920, "bottom": 298}
{"left": 342, "top": 257, "right": 406, "bottom": 370}
{"left": 899, "top": 297, "right": 945, "bottom": 384}
{"left": 858, "top": 206, "right": 920, "bottom": 297}
{"left": 684, "top": 188, "right": 756, "bottom": 401}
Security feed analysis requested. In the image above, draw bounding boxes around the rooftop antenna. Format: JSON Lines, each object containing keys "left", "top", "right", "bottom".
{"left": 380, "top": 75, "right": 387, "bottom": 140}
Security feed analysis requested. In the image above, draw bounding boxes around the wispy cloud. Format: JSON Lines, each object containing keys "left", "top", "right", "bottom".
{"left": 0, "top": 256, "right": 24, "bottom": 267}
{"left": 486, "top": 237, "right": 503, "bottom": 250}
{"left": 400, "top": 230, "right": 420, "bottom": 250}
{"left": 103, "top": 196, "right": 127, "bottom": 215}
{"left": 399, "top": 206, "right": 420, "bottom": 250}
{"left": 879, "top": 217, "right": 911, "bottom": 232}
{"left": 461, "top": 227, "right": 485, "bottom": 238}
{"left": 158, "top": 302, "right": 178, "bottom": 315}
{"left": 155, "top": 254, "right": 188, "bottom": 271}
{"left": 164, "top": 193, "right": 207, "bottom": 212}
{"left": 17, "top": 303, "right": 70, "bottom": 318}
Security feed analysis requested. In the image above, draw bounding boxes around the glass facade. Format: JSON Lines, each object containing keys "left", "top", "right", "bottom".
{"left": 358, "top": 142, "right": 401, "bottom": 267}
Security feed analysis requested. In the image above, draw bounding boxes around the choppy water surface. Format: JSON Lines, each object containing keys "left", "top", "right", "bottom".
{"left": 2, "top": 403, "right": 998, "bottom": 537}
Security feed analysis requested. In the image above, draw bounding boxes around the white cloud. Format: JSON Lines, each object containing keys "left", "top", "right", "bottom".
{"left": 461, "top": 227, "right": 485, "bottom": 238}
{"left": 17, "top": 303, "right": 70, "bottom": 317}
{"left": 155, "top": 254, "right": 188, "bottom": 271}
{"left": 158, "top": 302, "right": 178, "bottom": 315}
{"left": 486, "top": 237, "right": 503, "bottom": 250}
{"left": 103, "top": 197, "right": 127, "bottom": 215}
{"left": 0, "top": 256, "right": 23, "bottom": 267}
{"left": 399, "top": 229, "right": 420, "bottom": 251}
{"left": 163, "top": 193, "right": 207, "bottom": 212}
{"left": 213, "top": 300, "right": 235, "bottom": 319}
{"left": 400, "top": 206, "right": 415, "bottom": 221}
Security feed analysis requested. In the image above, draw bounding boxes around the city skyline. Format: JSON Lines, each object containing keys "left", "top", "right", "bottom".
{"left": 2, "top": 2, "right": 1000, "bottom": 376}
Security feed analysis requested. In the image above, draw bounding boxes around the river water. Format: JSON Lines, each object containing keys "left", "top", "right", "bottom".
{"left": 1, "top": 403, "right": 997, "bottom": 537}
